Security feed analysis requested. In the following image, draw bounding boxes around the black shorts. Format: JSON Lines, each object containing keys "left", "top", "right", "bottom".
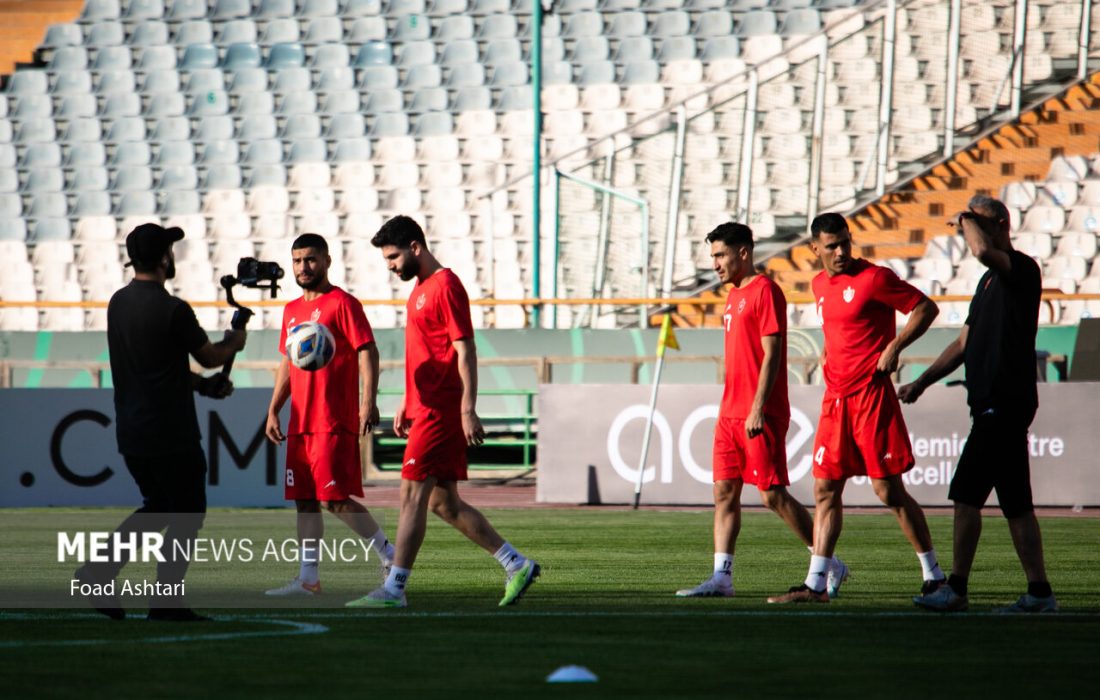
{"left": 124, "top": 444, "right": 208, "bottom": 515}
{"left": 948, "top": 407, "right": 1036, "bottom": 518}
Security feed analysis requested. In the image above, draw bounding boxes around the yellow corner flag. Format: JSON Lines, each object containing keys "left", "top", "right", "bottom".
{"left": 657, "top": 313, "right": 679, "bottom": 357}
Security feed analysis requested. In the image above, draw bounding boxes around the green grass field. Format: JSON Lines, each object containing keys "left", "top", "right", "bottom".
{"left": 3, "top": 508, "right": 1099, "bottom": 699}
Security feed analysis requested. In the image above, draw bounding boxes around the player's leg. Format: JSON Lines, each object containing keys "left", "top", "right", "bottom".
{"left": 266, "top": 499, "right": 324, "bottom": 595}
{"left": 676, "top": 479, "right": 740, "bottom": 597}
{"left": 870, "top": 475, "right": 944, "bottom": 592}
{"left": 316, "top": 431, "right": 395, "bottom": 566}
{"left": 428, "top": 480, "right": 540, "bottom": 605}
{"left": 758, "top": 484, "right": 849, "bottom": 598}
{"left": 326, "top": 499, "right": 395, "bottom": 566}
{"left": 147, "top": 447, "right": 210, "bottom": 621}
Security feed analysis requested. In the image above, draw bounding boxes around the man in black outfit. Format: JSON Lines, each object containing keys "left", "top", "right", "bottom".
{"left": 75, "top": 223, "right": 246, "bottom": 622}
{"left": 900, "top": 195, "right": 1057, "bottom": 613}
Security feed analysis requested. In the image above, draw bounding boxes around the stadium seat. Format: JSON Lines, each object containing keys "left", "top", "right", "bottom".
{"left": 349, "top": 18, "right": 388, "bottom": 43}
{"left": 267, "top": 43, "right": 306, "bottom": 69}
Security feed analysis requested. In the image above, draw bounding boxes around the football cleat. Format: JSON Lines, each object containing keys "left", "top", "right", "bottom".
{"left": 345, "top": 586, "right": 407, "bottom": 609}
{"left": 827, "top": 557, "right": 850, "bottom": 599}
{"left": 767, "top": 584, "right": 829, "bottom": 604}
{"left": 675, "top": 577, "right": 734, "bottom": 598}
{"left": 994, "top": 593, "right": 1058, "bottom": 614}
{"left": 264, "top": 578, "right": 322, "bottom": 597}
{"left": 499, "top": 560, "right": 540, "bottom": 607}
{"left": 913, "top": 582, "right": 968, "bottom": 612}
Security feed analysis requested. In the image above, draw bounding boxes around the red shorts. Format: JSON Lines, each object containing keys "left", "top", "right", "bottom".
{"left": 712, "top": 415, "right": 790, "bottom": 487}
{"left": 402, "top": 408, "right": 468, "bottom": 482}
{"left": 812, "top": 375, "right": 915, "bottom": 481}
{"left": 285, "top": 432, "right": 364, "bottom": 501}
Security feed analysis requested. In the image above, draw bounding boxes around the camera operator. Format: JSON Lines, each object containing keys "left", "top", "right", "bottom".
{"left": 903, "top": 196, "right": 1057, "bottom": 613}
{"left": 75, "top": 223, "right": 246, "bottom": 622}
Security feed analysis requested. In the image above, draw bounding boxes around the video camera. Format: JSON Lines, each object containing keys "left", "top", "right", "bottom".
{"left": 219, "top": 257, "right": 285, "bottom": 331}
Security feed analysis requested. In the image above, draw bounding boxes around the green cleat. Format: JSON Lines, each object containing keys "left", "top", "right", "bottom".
{"left": 499, "top": 560, "right": 540, "bottom": 607}
{"left": 345, "top": 586, "right": 407, "bottom": 609}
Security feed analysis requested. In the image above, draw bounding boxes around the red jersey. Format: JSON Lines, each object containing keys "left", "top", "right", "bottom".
{"left": 404, "top": 269, "right": 475, "bottom": 419}
{"left": 279, "top": 286, "right": 374, "bottom": 435}
{"left": 811, "top": 258, "right": 924, "bottom": 398}
{"left": 719, "top": 275, "right": 789, "bottom": 419}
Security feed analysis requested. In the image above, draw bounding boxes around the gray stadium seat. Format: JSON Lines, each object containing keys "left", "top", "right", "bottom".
{"left": 145, "top": 93, "right": 186, "bottom": 118}
{"left": 312, "top": 44, "right": 351, "bottom": 69}
{"left": 113, "top": 166, "right": 153, "bottom": 191}
{"left": 70, "top": 166, "right": 109, "bottom": 191}
{"left": 410, "top": 86, "right": 448, "bottom": 112}
{"left": 185, "top": 69, "right": 225, "bottom": 94}
{"left": 181, "top": 44, "right": 219, "bottom": 70}
{"left": 355, "top": 42, "right": 393, "bottom": 67}
{"left": 30, "top": 218, "right": 72, "bottom": 242}
{"left": 490, "top": 61, "right": 528, "bottom": 87}
{"left": 496, "top": 85, "right": 532, "bottom": 111}
{"left": 479, "top": 14, "right": 518, "bottom": 40}
{"left": 256, "top": 0, "right": 294, "bottom": 18}
{"left": 237, "top": 114, "right": 277, "bottom": 140}
{"left": 658, "top": 36, "right": 696, "bottom": 61}
{"left": 151, "top": 117, "right": 191, "bottom": 142}
{"left": 446, "top": 62, "right": 484, "bottom": 88}
{"left": 388, "top": 0, "right": 426, "bottom": 13}
{"left": 564, "top": 11, "right": 604, "bottom": 37}
{"left": 204, "top": 164, "right": 243, "bottom": 189}
{"left": 652, "top": 11, "right": 690, "bottom": 37}
{"left": 0, "top": 143, "right": 12, "bottom": 167}
{"left": 19, "top": 118, "right": 57, "bottom": 143}
{"left": 235, "top": 92, "right": 275, "bottom": 115}
{"left": 48, "top": 47, "right": 88, "bottom": 71}
{"left": 571, "top": 36, "right": 609, "bottom": 62}
{"left": 452, "top": 85, "right": 491, "bottom": 111}
{"left": 358, "top": 65, "right": 399, "bottom": 90}
{"left": 578, "top": 61, "right": 617, "bottom": 85}
{"left": 81, "top": 0, "right": 120, "bottom": 22}
{"left": 406, "top": 64, "right": 444, "bottom": 89}
{"left": 391, "top": 14, "right": 431, "bottom": 42}
{"left": 213, "top": 0, "right": 251, "bottom": 19}
{"left": 305, "top": 17, "right": 344, "bottom": 44}
{"left": 187, "top": 91, "right": 230, "bottom": 117}
{"left": 159, "top": 166, "right": 199, "bottom": 191}
{"left": 224, "top": 43, "right": 262, "bottom": 70}
{"left": 694, "top": 10, "right": 733, "bottom": 37}
{"left": 14, "top": 95, "right": 52, "bottom": 119}
{"left": 156, "top": 141, "right": 195, "bottom": 165}
{"left": 57, "top": 94, "right": 97, "bottom": 119}
{"left": 0, "top": 169, "right": 13, "bottom": 192}
{"left": 129, "top": 20, "right": 169, "bottom": 46}
{"left": 8, "top": 70, "right": 48, "bottom": 94}
{"left": 333, "top": 137, "right": 371, "bottom": 162}
{"left": 168, "top": 0, "right": 207, "bottom": 20}
{"left": 67, "top": 142, "right": 106, "bottom": 167}
{"left": 22, "top": 143, "right": 61, "bottom": 168}
{"left": 344, "top": 0, "right": 383, "bottom": 14}
{"left": 398, "top": 41, "right": 436, "bottom": 67}
{"left": 278, "top": 91, "right": 318, "bottom": 114}
{"left": 603, "top": 0, "right": 642, "bottom": 8}
{"left": 300, "top": 0, "right": 339, "bottom": 15}
{"left": 701, "top": 36, "right": 740, "bottom": 60}
{"left": 317, "top": 66, "right": 355, "bottom": 91}
{"left": 436, "top": 15, "right": 474, "bottom": 41}
{"left": 86, "top": 22, "right": 124, "bottom": 47}
{"left": 54, "top": 113, "right": 98, "bottom": 144}
{"left": 194, "top": 115, "right": 234, "bottom": 141}
{"left": 348, "top": 17, "right": 387, "bottom": 43}
{"left": 609, "top": 10, "right": 647, "bottom": 37}
{"left": 118, "top": 193, "right": 157, "bottom": 218}
{"left": 244, "top": 139, "right": 284, "bottom": 164}
{"left": 41, "top": 23, "right": 82, "bottom": 49}
{"left": 364, "top": 88, "right": 404, "bottom": 113}
{"left": 0, "top": 193, "right": 21, "bottom": 219}
{"left": 138, "top": 45, "right": 177, "bottom": 71}
{"left": 266, "top": 43, "right": 306, "bottom": 69}
{"left": 737, "top": 11, "right": 778, "bottom": 36}
{"left": 441, "top": 40, "right": 479, "bottom": 66}
{"left": 485, "top": 38, "right": 522, "bottom": 65}
{"left": 125, "top": 0, "right": 164, "bottom": 19}
{"left": 142, "top": 69, "right": 181, "bottom": 94}
{"left": 542, "top": 61, "right": 573, "bottom": 85}
{"left": 413, "top": 111, "right": 454, "bottom": 136}
{"left": 28, "top": 192, "right": 68, "bottom": 217}
{"left": 111, "top": 142, "right": 151, "bottom": 166}
{"left": 428, "top": 0, "right": 465, "bottom": 14}
{"left": 781, "top": 9, "right": 822, "bottom": 36}
{"left": 200, "top": 140, "right": 241, "bottom": 164}
{"left": 327, "top": 113, "right": 366, "bottom": 138}
{"left": 263, "top": 18, "right": 300, "bottom": 44}
{"left": 230, "top": 68, "right": 268, "bottom": 93}
{"left": 162, "top": 190, "right": 201, "bottom": 216}
{"left": 272, "top": 67, "right": 312, "bottom": 93}
{"left": 73, "top": 190, "right": 111, "bottom": 216}
{"left": 616, "top": 36, "right": 654, "bottom": 63}
{"left": 97, "top": 70, "right": 137, "bottom": 95}
{"left": 174, "top": 20, "right": 213, "bottom": 46}
{"left": 321, "top": 89, "right": 361, "bottom": 114}
{"left": 471, "top": 0, "right": 508, "bottom": 11}
{"left": 283, "top": 114, "right": 322, "bottom": 139}
{"left": 370, "top": 112, "right": 409, "bottom": 137}
{"left": 288, "top": 139, "right": 327, "bottom": 163}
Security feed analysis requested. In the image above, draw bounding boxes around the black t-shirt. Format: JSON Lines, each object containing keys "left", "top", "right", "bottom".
{"left": 963, "top": 250, "right": 1041, "bottom": 414}
{"left": 107, "top": 280, "right": 210, "bottom": 456}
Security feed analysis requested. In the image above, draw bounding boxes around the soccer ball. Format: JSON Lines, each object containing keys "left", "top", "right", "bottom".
{"left": 285, "top": 321, "right": 336, "bottom": 371}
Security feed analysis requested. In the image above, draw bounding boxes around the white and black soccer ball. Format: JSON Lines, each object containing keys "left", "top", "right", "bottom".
{"left": 285, "top": 321, "right": 336, "bottom": 371}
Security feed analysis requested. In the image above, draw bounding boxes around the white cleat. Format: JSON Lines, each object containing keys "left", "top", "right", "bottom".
{"left": 264, "top": 577, "right": 322, "bottom": 597}
{"left": 675, "top": 577, "right": 734, "bottom": 598}
{"left": 827, "top": 557, "right": 850, "bottom": 599}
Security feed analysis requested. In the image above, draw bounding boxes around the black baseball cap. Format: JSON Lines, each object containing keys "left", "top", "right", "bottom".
{"left": 124, "top": 223, "right": 184, "bottom": 268}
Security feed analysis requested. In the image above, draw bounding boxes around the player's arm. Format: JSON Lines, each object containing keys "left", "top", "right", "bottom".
{"left": 265, "top": 355, "right": 291, "bottom": 443}
{"left": 877, "top": 296, "right": 938, "bottom": 374}
{"left": 358, "top": 341, "right": 380, "bottom": 435}
{"left": 958, "top": 212, "right": 1012, "bottom": 276}
{"left": 454, "top": 337, "right": 486, "bottom": 446}
{"left": 899, "top": 325, "right": 969, "bottom": 403}
{"left": 746, "top": 333, "right": 781, "bottom": 439}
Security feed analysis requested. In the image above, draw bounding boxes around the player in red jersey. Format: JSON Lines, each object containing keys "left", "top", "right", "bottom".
{"left": 347, "top": 215, "right": 539, "bottom": 609}
{"left": 676, "top": 223, "right": 849, "bottom": 599}
{"left": 264, "top": 234, "right": 394, "bottom": 596}
{"left": 769, "top": 213, "right": 945, "bottom": 604}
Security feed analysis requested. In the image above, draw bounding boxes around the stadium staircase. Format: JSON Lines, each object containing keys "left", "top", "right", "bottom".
{"left": 0, "top": 1, "right": 84, "bottom": 75}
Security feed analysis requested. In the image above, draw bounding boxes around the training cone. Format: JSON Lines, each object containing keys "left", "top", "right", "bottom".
{"left": 546, "top": 665, "right": 598, "bottom": 683}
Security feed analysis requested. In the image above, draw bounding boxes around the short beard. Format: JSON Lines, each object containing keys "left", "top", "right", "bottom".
{"left": 398, "top": 257, "right": 420, "bottom": 281}
{"left": 296, "top": 275, "right": 323, "bottom": 290}
{"left": 165, "top": 260, "right": 176, "bottom": 280}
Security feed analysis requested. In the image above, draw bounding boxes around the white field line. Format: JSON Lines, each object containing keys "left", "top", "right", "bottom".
{"left": 0, "top": 615, "right": 328, "bottom": 648}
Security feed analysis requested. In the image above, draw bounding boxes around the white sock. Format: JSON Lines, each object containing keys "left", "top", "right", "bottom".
{"left": 299, "top": 542, "right": 319, "bottom": 584}
{"left": 712, "top": 553, "right": 733, "bottom": 583}
{"left": 366, "top": 528, "right": 395, "bottom": 564}
{"left": 809, "top": 546, "right": 843, "bottom": 570}
{"left": 493, "top": 542, "right": 527, "bottom": 575}
{"left": 384, "top": 566, "right": 411, "bottom": 596}
{"left": 804, "top": 555, "right": 829, "bottom": 592}
{"left": 917, "top": 550, "right": 944, "bottom": 581}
